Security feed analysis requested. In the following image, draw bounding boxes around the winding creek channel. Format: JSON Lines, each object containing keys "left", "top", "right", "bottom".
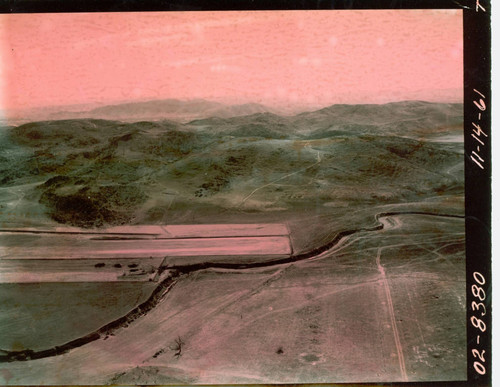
{"left": 0, "top": 211, "right": 464, "bottom": 363}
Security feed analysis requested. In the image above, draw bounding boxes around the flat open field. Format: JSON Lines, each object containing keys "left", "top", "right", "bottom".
{"left": 0, "top": 282, "right": 157, "bottom": 352}
{"left": 0, "top": 209, "right": 465, "bottom": 384}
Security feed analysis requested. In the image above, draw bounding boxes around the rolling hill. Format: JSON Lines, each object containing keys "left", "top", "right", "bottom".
{"left": 0, "top": 101, "right": 464, "bottom": 228}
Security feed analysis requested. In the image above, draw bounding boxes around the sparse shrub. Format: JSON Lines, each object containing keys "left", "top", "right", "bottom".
{"left": 25, "top": 130, "right": 43, "bottom": 140}
{"left": 152, "top": 348, "right": 165, "bottom": 359}
{"left": 169, "top": 336, "right": 184, "bottom": 359}
{"left": 40, "top": 175, "right": 72, "bottom": 188}
{"left": 146, "top": 206, "right": 168, "bottom": 221}
{"left": 195, "top": 171, "right": 230, "bottom": 197}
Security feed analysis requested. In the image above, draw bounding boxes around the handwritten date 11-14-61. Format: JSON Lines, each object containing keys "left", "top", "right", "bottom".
{"left": 470, "top": 89, "right": 487, "bottom": 170}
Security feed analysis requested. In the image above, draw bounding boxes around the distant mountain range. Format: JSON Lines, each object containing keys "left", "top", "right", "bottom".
{"left": 11, "top": 99, "right": 282, "bottom": 124}
{"left": 7, "top": 99, "right": 463, "bottom": 129}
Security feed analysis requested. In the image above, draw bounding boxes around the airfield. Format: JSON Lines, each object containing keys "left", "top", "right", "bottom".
{"left": 0, "top": 204, "right": 465, "bottom": 384}
{"left": 0, "top": 100, "right": 465, "bottom": 383}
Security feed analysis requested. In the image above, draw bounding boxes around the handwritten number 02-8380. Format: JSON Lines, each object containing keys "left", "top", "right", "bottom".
{"left": 471, "top": 272, "right": 487, "bottom": 375}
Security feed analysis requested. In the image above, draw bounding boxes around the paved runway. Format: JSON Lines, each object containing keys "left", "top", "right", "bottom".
{"left": 0, "top": 224, "right": 291, "bottom": 282}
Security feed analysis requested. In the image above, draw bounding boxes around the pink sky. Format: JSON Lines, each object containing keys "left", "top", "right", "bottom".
{"left": 1, "top": 10, "right": 462, "bottom": 113}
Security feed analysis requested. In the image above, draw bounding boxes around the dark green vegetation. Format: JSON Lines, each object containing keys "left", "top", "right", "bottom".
{"left": 0, "top": 101, "right": 463, "bottom": 228}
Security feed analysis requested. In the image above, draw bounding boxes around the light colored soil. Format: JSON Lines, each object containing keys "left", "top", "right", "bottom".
{"left": 2, "top": 212, "right": 465, "bottom": 384}
{"left": 3, "top": 236, "right": 292, "bottom": 260}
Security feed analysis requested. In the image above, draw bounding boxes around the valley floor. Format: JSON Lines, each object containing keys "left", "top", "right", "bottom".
{"left": 0, "top": 201, "right": 465, "bottom": 384}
